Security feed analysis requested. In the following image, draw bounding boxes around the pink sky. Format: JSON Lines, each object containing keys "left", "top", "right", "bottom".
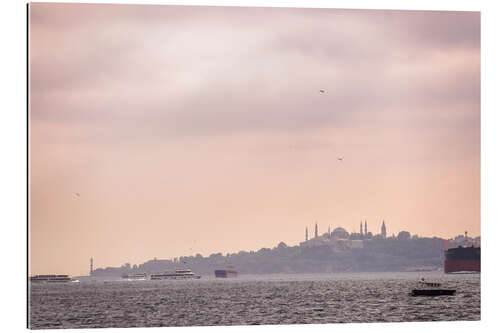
{"left": 29, "top": 3, "right": 480, "bottom": 276}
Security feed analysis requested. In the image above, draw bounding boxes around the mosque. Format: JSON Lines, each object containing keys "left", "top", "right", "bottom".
{"left": 300, "top": 220, "right": 388, "bottom": 249}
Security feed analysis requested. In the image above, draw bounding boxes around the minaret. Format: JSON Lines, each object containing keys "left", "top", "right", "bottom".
{"left": 360, "top": 222, "right": 363, "bottom": 235}
{"left": 381, "top": 220, "right": 387, "bottom": 238}
{"left": 328, "top": 225, "right": 331, "bottom": 236}
{"left": 90, "top": 257, "right": 94, "bottom": 276}
{"left": 365, "top": 221, "right": 367, "bottom": 235}
{"left": 315, "top": 223, "right": 318, "bottom": 238}
{"left": 306, "top": 227, "right": 308, "bottom": 241}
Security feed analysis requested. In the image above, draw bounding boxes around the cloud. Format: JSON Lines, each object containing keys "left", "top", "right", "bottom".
{"left": 29, "top": 4, "right": 479, "bottom": 146}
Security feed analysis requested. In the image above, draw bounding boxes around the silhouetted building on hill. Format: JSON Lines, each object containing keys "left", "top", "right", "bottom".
{"left": 381, "top": 220, "right": 387, "bottom": 238}
{"left": 331, "top": 227, "right": 349, "bottom": 239}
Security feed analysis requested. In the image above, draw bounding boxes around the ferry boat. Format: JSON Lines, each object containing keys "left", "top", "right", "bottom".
{"left": 410, "top": 279, "right": 456, "bottom": 296}
{"left": 150, "top": 269, "right": 201, "bottom": 280}
{"left": 30, "top": 274, "right": 73, "bottom": 283}
{"left": 214, "top": 266, "right": 238, "bottom": 278}
{"left": 121, "top": 273, "right": 148, "bottom": 280}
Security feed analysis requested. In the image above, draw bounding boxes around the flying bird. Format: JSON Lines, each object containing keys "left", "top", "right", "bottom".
{"left": 337, "top": 157, "right": 343, "bottom": 161}
{"left": 74, "top": 193, "right": 80, "bottom": 198}
{"left": 319, "top": 89, "right": 325, "bottom": 93}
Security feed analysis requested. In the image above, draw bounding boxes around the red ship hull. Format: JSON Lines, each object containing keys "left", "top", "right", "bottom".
{"left": 444, "top": 259, "right": 480, "bottom": 273}
{"left": 444, "top": 246, "right": 480, "bottom": 273}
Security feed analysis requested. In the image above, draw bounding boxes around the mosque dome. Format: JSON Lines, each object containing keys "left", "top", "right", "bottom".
{"left": 331, "top": 227, "right": 349, "bottom": 239}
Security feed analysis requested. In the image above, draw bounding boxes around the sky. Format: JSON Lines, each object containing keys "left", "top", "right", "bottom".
{"left": 29, "top": 3, "right": 480, "bottom": 276}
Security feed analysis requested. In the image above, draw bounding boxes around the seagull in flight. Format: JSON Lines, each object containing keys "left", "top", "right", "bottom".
{"left": 74, "top": 193, "right": 80, "bottom": 198}
{"left": 337, "top": 157, "right": 343, "bottom": 161}
{"left": 319, "top": 89, "right": 325, "bottom": 93}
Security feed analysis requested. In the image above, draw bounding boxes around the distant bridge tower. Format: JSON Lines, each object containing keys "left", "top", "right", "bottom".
{"left": 315, "top": 223, "right": 318, "bottom": 238}
{"left": 306, "top": 227, "right": 308, "bottom": 241}
{"left": 365, "top": 221, "right": 367, "bottom": 235}
{"left": 381, "top": 220, "right": 387, "bottom": 238}
{"left": 90, "top": 257, "right": 94, "bottom": 276}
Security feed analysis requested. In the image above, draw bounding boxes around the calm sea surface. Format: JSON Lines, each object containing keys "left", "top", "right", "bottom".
{"left": 29, "top": 272, "right": 480, "bottom": 329}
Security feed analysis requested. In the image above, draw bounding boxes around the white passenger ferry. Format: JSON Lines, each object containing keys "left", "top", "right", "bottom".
{"left": 121, "top": 273, "right": 148, "bottom": 280}
{"left": 30, "top": 274, "right": 73, "bottom": 283}
{"left": 150, "top": 269, "right": 201, "bottom": 280}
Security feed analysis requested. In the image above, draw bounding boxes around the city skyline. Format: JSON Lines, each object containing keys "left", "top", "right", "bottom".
{"left": 88, "top": 222, "right": 477, "bottom": 277}
{"left": 42, "top": 221, "right": 478, "bottom": 276}
{"left": 29, "top": 4, "right": 480, "bottom": 276}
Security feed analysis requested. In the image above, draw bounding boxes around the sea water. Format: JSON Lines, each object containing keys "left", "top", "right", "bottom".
{"left": 28, "top": 271, "right": 480, "bottom": 329}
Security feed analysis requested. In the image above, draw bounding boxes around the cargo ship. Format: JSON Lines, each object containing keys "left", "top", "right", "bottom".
{"left": 444, "top": 245, "right": 480, "bottom": 273}
{"left": 214, "top": 266, "right": 237, "bottom": 278}
{"left": 30, "top": 274, "right": 73, "bottom": 283}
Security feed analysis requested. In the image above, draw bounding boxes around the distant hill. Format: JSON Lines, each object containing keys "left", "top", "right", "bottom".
{"left": 91, "top": 236, "right": 449, "bottom": 277}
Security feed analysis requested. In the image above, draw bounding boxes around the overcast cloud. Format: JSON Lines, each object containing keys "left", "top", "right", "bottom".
{"left": 29, "top": 4, "right": 479, "bottom": 275}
